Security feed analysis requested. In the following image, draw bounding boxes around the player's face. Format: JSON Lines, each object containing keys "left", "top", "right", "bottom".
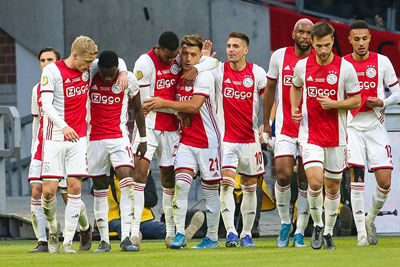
{"left": 293, "top": 23, "right": 313, "bottom": 51}
{"left": 39, "top": 51, "right": 58, "bottom": 71}
{"left": 74, "top": 52, "right": 97, "bottom": 72}
{"left": 180, "top": 45, "right": 201, "bottom": 71}
{"left": 348, "top": 29, "right": 371, "bottom": 57}
{"left": 99, "top": 66, "right": 118, "bottom": 83}
{"left": 158, "top": 46, "right": 179, "bottom": 65}
{"left": 312, "top": 35, "right": 334, "bottom": 62}
{"left": 226, "top": 38, "right": 248, "bottom": 63}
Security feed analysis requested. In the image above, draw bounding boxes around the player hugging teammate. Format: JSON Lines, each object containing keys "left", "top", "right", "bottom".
{"left": 28, "top": 19, "right": 398, "bottom": 253}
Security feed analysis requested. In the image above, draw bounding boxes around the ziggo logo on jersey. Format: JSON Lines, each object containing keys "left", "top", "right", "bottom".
{"left": 359, "top": 81, "right": 376, "bottom": 90}
{"left": 307, "top": 86, "right": 337, "bottom": 97}
{"left": 66, "top": 85, "right": 89, "bottom": 97}
{"left": 91, "top": 93, "right": 121, "bottom": 104}
{"left": 224, "top": 87, "right": 252, "bottom": 99}
{"left": 176, "top": 94, "right": 192, "bottom": 101}
{"left": 156, "top": 79, "right": 175, "bottom": 89}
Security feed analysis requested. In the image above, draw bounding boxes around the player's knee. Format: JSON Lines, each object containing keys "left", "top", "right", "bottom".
{"left": 92, "top": 177, "right": 109, "bottom": 190}
{"left": 377, "top": 180, "right": 391, "bottom": 190}
{"left": 308, "top": 180, "right": 322, "bottom": 191}
{"left": 42, "top": 190, "right": 56, "bottom": 200}
{"left": 351, "top": 166, "right": 365, "bottom": 182}
{"left": 162, "top": 175, "right": 175, "bottom": 188}
{"left": 298, "top": 180, "right": 308, "bottom": 191}
{"left": 276, "top": 169, "right": 292, "bottom": 185}
{"left": 67, "top": 182, "right": 82, "bottom": 194}
{"left": 31, "top": 183, "right": 42, "bottom": 198}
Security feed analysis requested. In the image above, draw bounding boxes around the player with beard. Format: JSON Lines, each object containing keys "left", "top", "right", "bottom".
{"left": 345, "top": 20, "right": 400, "bottom": 246}
{"left": 264, "top": 18, "right": 314, "bottom": 248}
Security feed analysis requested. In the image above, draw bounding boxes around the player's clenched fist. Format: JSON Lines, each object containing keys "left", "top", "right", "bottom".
{"left": 291, "top": 107, "right": 302, "bottom": 124}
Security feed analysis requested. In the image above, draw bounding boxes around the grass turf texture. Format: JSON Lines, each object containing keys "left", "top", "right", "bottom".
{"left": 1, "top": 237, "right": 400, "bottom": 266}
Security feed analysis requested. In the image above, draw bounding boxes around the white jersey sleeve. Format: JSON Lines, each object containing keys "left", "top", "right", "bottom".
{"left": 381, "top": 55, "right": 400, "bottom": 107}
{"left": 193, "top": 71, "right": 214, "bottom": 97}
{"left": 266, "top": 49, "right": 283, "bottom": 80}
{"left": 342, "top": 60, "right": 360, "bottom": 95}
{"left": 31, "top": 84, "right": 39, "bottom": 116}
{"left": 292, "top": 59, "right": 306, "bottom": 88}
{"left": 194, "top": 56, "right": 219, "bottom": 73}
{"left": 253, "top": 64, "right": 267, "bottom": 93}
{"left": 127, "top": 71, "right": 140, "bottom": 98}
{"left": 133, "top": 55, "right": 153, "bottom": 100}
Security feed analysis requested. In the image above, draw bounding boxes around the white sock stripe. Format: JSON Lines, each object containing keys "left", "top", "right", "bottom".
{"left": 176, "top": 173, "right": 193, "bottom": 185}
{"left": 119, "top": 177, "right": 134, "bottom": 187}
{"left": 298, "top": 189, "right": 307, "bottom": 198}
{"left": 350, "top": 184, "right": 365, "bottom": 191}
{"left": 221, "top": 179, "right": 235, "bottom": 187}
{"left": 176, "top": 177, "right": 192, "bottom": 185}
{"left": 134, "top": 185, "right": 145, "bottom": 191}
{"left": 67, "top": 194, "right": 81, "bottom": 199}
{"left": 201, "top": 183, "right": 219, "bottom": 190}
{"left": 241, "top": 184, "right": 257, "bottom": 192}
{"left": 307, "top": 188, "right": 322, "bottom": 197}
{"left": 94, "top": 191, "right": 109, "bottom": 197}
{"left": 163, "top": 189, "right": 175, "bottom": 195}
{"left": 275, "top": 182, "right": 290, "bottom": 192}
{"left": 325, "top": 191, "right": 340, "bottom": 200}
{"left": 377, "top": 186, "right": 391, "bottom": 194}
{"left": 31, "top": 200, "right": 42, "bottom": 206}
{"left": 41, "top": 195, "right": 56, "bottom": 203}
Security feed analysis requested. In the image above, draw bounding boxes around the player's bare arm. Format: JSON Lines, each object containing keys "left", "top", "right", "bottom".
{"left": 263, "top": 79, "right": 277, "bottom": 137}
{"left": 290, "top": 84, "right": 303, "bottom": 123}
{"left": 366, "top": 97, "right": 383, "bottom": 107}
{"left": 317, "top": 93, "right": 361, "bottom": 110}
{"left": 132, "top": 94, "right": 147, "bottom": 159}
{"left": 143, "top": 95, "right": 206, "bottom": 114}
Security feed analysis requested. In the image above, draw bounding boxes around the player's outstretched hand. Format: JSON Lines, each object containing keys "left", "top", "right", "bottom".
{"left": 143, "top": 96, "right": 164, "bottom": 110}
{"left": 178, "top": 112, "right": 192, "bottom": 128}
{"left": 317, "top": 95, "right": 336, "bottom": 109}
{"left": 202, "top": 40, "right": 216, "bottom": 58}
{"left": 135, "top": 142, "right": 147, "bottom": 160}
{"left": 291, "top": 107, "right": 303, "bottom": 124}
{"left": 182, "top": 67, "right": 198, "bottom": 86}
{"left": 62, "top": 126, "right": 79, "bottom": 142}
{"left": 366, "top": 97, "right": 383, "bottom": 107}
{"left": 116, "top": 71, "right": 128, "bottom": 91}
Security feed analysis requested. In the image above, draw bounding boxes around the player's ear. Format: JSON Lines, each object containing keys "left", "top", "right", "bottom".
{"left": 292, "top": 31, "right": 295, "bottom": 40}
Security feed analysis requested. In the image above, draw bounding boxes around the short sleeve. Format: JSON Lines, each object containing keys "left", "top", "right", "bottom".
{"left": 133, "top": 55, "right": 152, "bottom": 87}
{"left": 40, "top": 63, "right": 58, "bottom": 93}
{"left": 193, "top": 71, "right": 214, "bottom": 97}
{"left": 344, "top": 62, "right": 360, "bottom": 95}
{"left": 266, "top": 50, "right": 280, "bottom": 80}
{"left": 254, "top": 64, "right": 267, "bottom": 94}
{"left": 127, "top": 72, "right": 140, "bottom": 98}
{"left": 292, "top": 60, "right": 305, "bottom": 88}
{"left": 31, "top": 84, "right": 39, "bottom": 116}
{"left": 382, "top": 56, "right": 399, "bottom": 88}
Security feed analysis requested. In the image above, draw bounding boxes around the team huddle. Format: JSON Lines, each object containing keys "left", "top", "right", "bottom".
{"left": 27, "top": 18, "right": 399, "bottom": 253}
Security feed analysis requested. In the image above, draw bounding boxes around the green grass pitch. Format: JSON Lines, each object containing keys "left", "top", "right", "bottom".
{"left": 1, "top": 237, "right": 400, "bottom": 266}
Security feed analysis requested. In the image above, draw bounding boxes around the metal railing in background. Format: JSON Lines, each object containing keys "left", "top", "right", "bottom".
{"left": 0, "top": 106, "right": 21, "bottom": 214}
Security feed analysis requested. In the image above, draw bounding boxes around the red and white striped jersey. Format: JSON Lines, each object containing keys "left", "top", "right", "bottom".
{"left": 177, "top": 71, "right": 220, "bottom": 148}
{"left": 40, "top": 60, "right": 90, "bottom": 141}
{"left": 31, "top": 83, "right": 43, "bottom": 161}
{"left": 88, "top": 71, "right": 139, "bottom": 141}
{"left": 213, "top": 61, "right": 267, "bottom": 143}
{"left": 344, "top": 52, "right": 400, "bottom": 130}
{"left": 133, "top": 49, "right": 179, "bottom": 132}
{"left": 267, "top": 46, "right": 315, "bottom": 137}
{"left": 292, "top": 54, "right": 360, "bottom": 147}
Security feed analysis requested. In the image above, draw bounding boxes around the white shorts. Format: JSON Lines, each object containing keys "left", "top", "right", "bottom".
{"left": 347, "top": 124, "right": 393, "bottom": 171}
{"left": 58, "top": 177, "right": 67, "bottom": 190}
{"left": 274, "top": 134, "right": 300, "bottom": 159}
{"left": 132, "top": 128, "right": 179, "bottom": 167}
{"left": 88, "top": 136, "right": 134, "bottom": 177}
{"left": 301, "top": 143, "right": 346, "bottom": 179}
{"left": 41, "top": 138, "right": 88, "bottom": 179}
{"left": 28, "top": 158, "right": 42, "bottom": 184}
{"left": 222, "top": 142, "right": 265, "bottom": 177}
{"left": 174, "top": 143, "right": 221, "bottom": 181}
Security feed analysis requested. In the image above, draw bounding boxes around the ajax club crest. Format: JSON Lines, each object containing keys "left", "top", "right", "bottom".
{"left": 366, "top": 67, "right": 377, "bottom": 78}
{"left": 82, "top": 71, "right": 89, "bottom": 82}
{"left": 326, "top": 74, "right": 338, "bottom": 85}
{"left": 112, "top": 84, "right": 122, "bottom": 94}
{"left": 243, "top": 77, "right": 254, "bottom": 88}
{"left": 170, "top": 64, "right": 179, "bottom": 75}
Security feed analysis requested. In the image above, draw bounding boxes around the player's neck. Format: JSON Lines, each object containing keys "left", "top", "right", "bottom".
{"left": 294, "top": 47, "right": 312, "bottom": 58}
{"left": 352, "top": 51, "right": 370, "bottom": 62}
{"left": 316, "top": 52, "right": 334, "bottom": 66}
{"left": 229, "top": 59, "right": 246, "bottom": 71}
{"left": 64, "top": 56, "right": 76, "bottom": 71}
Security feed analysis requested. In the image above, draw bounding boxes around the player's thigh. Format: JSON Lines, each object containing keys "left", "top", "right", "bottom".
{"left": 28, "top": 158, "right": 42, "bottom": 183}
{"left": 41, "top": 140, "right": 65, "bottom": 180}
{"left": 346, "top": 127, "right": 367, "bottom": 167}
{"left": 324, "top": 146, "right": 346, "bottom": 179}
{"left": 198, "top": 146, "right": 222, "bottom": 182}
{"left": 221, "top": 142, "right": 239, "bottom": 173}
{"left": 174, "top": 143, "right": 199, "bottom": 175}
{"left": 365, "top": 125, "right": 393, "bottom": 171}
{"left": 301, "top": 143, "right": 324, "bottom": 188}
{"left": 274, "top": 134, "right": 298, "bottom": 159}
{"left": 237, "top": 143, "right": 265, "bottom": 177}
{"left": 65, "top": 138, "right": 88, "bottom": 178}
{"left": 109, "top": 137, "right": 135, "bottom": 173}
{"left": 88, "top": 139, "right": 111, "bottom": 177}
{"left": 157, "top": 130, "right": 180, "bottom": 168}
